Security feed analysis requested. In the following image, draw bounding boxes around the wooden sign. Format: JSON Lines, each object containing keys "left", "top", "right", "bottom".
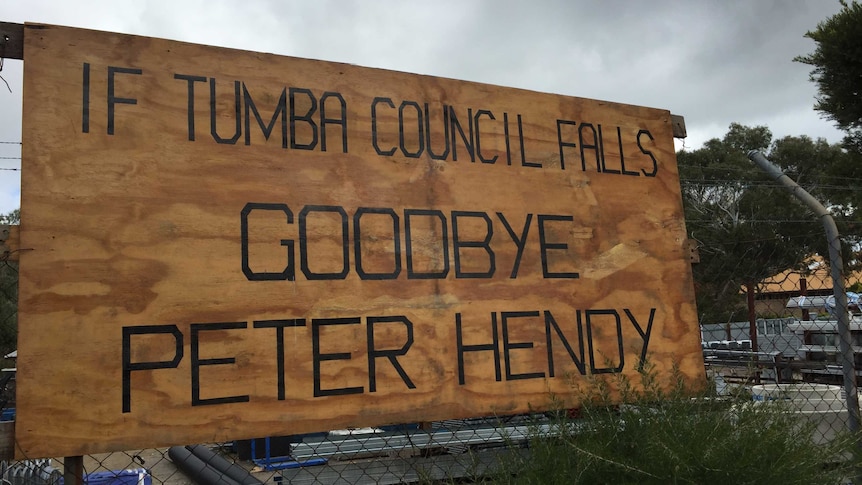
{"left": 17, "top": 24, "right": 703, "bottom": 458}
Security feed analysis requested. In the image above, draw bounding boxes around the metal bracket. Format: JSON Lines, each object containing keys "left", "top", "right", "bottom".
{"left": 671, "top": 114, "right": 686, "bottom": 139}
{"left": 0, "top": 23, "right": 24, "bottom": 61}
{"left": 686, "top": 238, "right": 700, "bottom": 264}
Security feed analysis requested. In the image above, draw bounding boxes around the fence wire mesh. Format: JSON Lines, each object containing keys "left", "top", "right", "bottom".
{"left": 700, "top": 256, "right": 862, "bottom": 449}
{"left": 2, "top": 225, "right": 862, "bottom": 483}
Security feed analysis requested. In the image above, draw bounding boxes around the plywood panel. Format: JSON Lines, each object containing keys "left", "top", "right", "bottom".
{"left": 17, "top": 24, "right": 703, "bottom": 458}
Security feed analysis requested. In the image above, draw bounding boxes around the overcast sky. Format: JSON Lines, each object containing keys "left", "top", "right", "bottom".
{"left": 0, "top": 0, "right": 847, "bottom": 215}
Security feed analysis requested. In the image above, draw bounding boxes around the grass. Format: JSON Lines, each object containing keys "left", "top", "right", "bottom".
{"left": 488, "top": 365, "right": 862, "bottom": 485}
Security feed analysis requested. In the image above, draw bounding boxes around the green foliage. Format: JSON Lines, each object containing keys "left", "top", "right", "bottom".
{"left": 685, "top": 0, "right": 862, "bottom": 323}
{"left": 678, "top": 123, "right": 860, "bottom": 324}
{"left": 0, "top": 209, "right": 19, "bottom": 226}
{"left": 494, "top": 368, "right": 860, "bottom": 484}
{"left": 0, "top": 209, "right": 17, "bottom": 357}
{"left": 0, "top": 260, "right": 16, "bottom": 358}
{"left": 796, "top": 1, "right": 862, "bottom": 152}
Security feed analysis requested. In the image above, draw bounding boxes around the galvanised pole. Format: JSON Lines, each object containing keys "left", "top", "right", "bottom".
{"left": 748, "top": 150, "right": 860, "bottom": 435}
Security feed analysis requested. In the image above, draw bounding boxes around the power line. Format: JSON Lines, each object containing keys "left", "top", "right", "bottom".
{"left": 681, "top": 164, "right": 862, "bottom": 185}
{"left": 680, "top": 180, "right": 862, "bottom": 192}
{"left": 688, "top": 233, "right": 829, "bottom": 245}
{"left": 687, "top": 220, "right": 830, "bottom": 224}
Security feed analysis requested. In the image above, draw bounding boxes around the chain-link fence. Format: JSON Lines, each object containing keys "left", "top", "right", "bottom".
{"left": 701, "top": 260, "right": 862, "bottom": 447}
{"left": 4, "top": 200, "right": 862, "bottom": 483}
{"left": 1, "top": 422, "right": 537, "bottom": 484}
{"left": 2, "top": 243, "right": 861, "bottom": 484}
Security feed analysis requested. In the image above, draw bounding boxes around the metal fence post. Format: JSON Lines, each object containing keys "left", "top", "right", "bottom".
{"left": 747, "top": 150, "right": 861, "bottom": 436}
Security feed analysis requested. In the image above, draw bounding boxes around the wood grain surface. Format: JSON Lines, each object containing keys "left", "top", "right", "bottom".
{"left": 17, "top": 24, "right": 703, "bottom": 458}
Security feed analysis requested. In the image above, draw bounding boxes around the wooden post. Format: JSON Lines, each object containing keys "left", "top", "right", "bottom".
{"left": 0, "top": 421, "right": 14, "bottom": 460}
{"left": 746, "top": 284, "right": 759, "bottom": 352}
{"left": 746, "top": 284, "right": 761, "bottom": 384}
{"left": 800, "top": 277, "right": 810, "bottom": 321}
{"left": 64, "top": 456, "right": 84, "bottom": 485}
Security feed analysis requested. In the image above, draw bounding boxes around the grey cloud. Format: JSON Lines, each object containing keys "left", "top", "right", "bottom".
{"left": 0, "top": 0, "right": 848, "bottom": 214}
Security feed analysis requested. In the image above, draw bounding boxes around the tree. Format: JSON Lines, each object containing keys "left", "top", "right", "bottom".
{"left": 795, "top": 1, "right": 862, "bottom": 151}
{"left": 678, "top": 124, "right": 854, "bottom": 324}
{"left": 0, "top": 209, "right": 19, "bottom": 226}
{"left": 0, "top": 209, "right": 17, "bottom": 357}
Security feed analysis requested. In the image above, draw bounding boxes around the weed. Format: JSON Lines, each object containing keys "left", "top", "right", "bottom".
{"left": 492, "top": 364, "right": 861, "bottom": 484}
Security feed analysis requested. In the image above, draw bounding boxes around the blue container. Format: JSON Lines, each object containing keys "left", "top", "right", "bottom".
{"left": 59, "top": 468, "right": 151, "bottom": 485}
{"left": 0, "top": 408, "right": 15, "bottom": 421}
